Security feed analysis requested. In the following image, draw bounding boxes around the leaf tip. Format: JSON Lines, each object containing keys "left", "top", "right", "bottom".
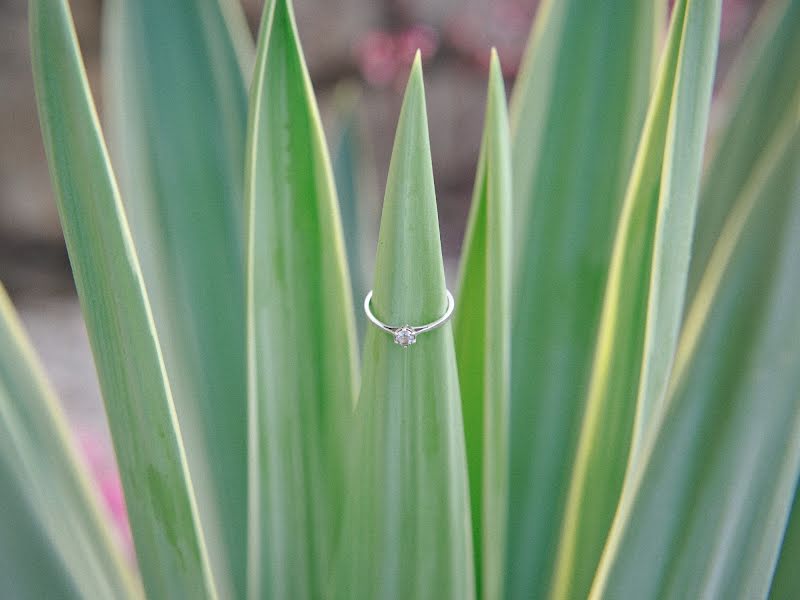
{"left": 488, "top": 48, "right": 503, "bottom": 85}
{"left": 407, "top": 50, "right": 424, "bottom": 92}
{"left": 398, "top": 51, "right": 428, "bottom": 131}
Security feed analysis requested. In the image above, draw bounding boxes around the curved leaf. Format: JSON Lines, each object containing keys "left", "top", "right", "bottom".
{"left": 103, "top": 1, "right": 251, "bottom": 594}
{"left": 769, "top": 481, "right": 800, "bottom": 599}
{"left": 339, "top": 55, "right": 474, "bottom": 600}
{"left": 592, "top": 120, "right": 800, "bottom": 599}
{"left": 30, "top": 1, "right": 216, "bottom": 597}
{"left": 689, "top": 0, "right": 800, "bottom": 296}
{"left": 0, "top": 285, "right": 140, "bottom": 599}
{"left": 549, "top": 1, "right": 721, "bottom": 597}
{"left": 245, "top": 0, "right": 358, "bottom": 596}
{"left": 505, "top": 1, "right": 658, "bottom": 595}
{"left": 454, "top": 51, "right": 511, "bottom": 600}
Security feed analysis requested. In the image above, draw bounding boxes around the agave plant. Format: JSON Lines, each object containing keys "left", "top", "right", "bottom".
{"left": 4, "top": 0, "right": 799, "bottom": 597}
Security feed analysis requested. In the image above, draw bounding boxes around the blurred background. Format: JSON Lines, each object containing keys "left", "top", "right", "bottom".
{"left": 0, "top": 0, "right": 764, "bottom": 536}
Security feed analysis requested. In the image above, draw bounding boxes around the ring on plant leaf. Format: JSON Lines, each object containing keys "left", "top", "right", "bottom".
{"left": 363, "top": 290, "right": 455, "bottom": 348}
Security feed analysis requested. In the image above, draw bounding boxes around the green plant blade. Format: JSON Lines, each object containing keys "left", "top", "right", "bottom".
{"left": 769, "top": 481, "right": 800, "bottom": 599}
{"left": 628, "top": 0, "right": 720, "bottom": 454}
{"left": 339, "top": 55, "right": 474, "bottom": 600}
{"left": 102, "top": 1, "right": 251, "bottom": 594}
{"left": 454, "top": 50, "right": 511, "bottom": 600}
{"left": 30, "top": 1, "right": 216, "bottom": 597}
{"left": 548, "top": 2, "right": 721, "bottom": 597}
{"left": 689, "top": 0, "right": 800, "bottom": 297}
{"left": 0, "top": 456, "right": 80, "bottom": 599}
{"left": 331, "top": 84, "right": 370, "bottom": 343}
{"left": 505, "top": 2, "right": 658, "bottom": 595}
{"left": 245, "top": 0, "right": 358, "bottom": 596}
{"left": 218, "top": 0, "right": 256, "bottom": 79}
{"left": 592, "top": 121, "right": 800, "bottom": 599}
{"left": 0, "top": 285, "right": 141, "bottom": 599}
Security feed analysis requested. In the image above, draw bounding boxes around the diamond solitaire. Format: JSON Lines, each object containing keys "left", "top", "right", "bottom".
{"left": 393, "top": 326, "right": 417, "bottom": 348}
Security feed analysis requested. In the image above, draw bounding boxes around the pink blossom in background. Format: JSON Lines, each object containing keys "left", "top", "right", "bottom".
{"left": 356, "top": 30, "right": 397, "bottom": 86}
{"left": 356, "top": 25, "right": 439, "bottom": 87}
{"left": 77, "top": 428, "right": 133, "bottom": 557}
{"left": 396, "top": 25, "right": 439, "bottom": 63}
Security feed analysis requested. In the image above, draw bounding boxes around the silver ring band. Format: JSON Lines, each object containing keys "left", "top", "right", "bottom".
{"left": 364, "top": 290, "right": 455, "bottom": 348}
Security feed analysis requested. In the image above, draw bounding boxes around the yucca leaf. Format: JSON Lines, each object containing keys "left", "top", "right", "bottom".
{"left": 332, "top": 84, "right": 370, "bottom": 342}
{"left": 103, "top": 1, "right": 251, "bottom": 594}
{"left": 453, "top": 50, "right": 511, "bottom": 600}
{"left": 626, "top": 0, "right": 720, "bottom": 453}
{"left": 0, "top": 457, "right": 80, "bottom": 599}
{"left": 217, "top": 0, "right": 256, "bottom": 79}
{"left": 548, "top": 2, "right": 721, "bottom": 597}
{"left": 0, "top": 285, "right": 140, "bottom": 599}
{"left": 30, "top": 1, "right": 216, "bottom": 597}
{"left": 769, "top": 481, "right": 800, "bottom": 599}
{"left": 339, "top": 55, "right": 474, "bottom": 600}
{"left": 592, "top": 120, "right": 800, "bottom": 599}
{"left": 245, "top": 0, "right": 358, "bottom": 596}
{"left": 689, "top": 0, "right": 800, "bottom": 296}
{"left": 505, "top": 1, "right": 658, "bottom": 595}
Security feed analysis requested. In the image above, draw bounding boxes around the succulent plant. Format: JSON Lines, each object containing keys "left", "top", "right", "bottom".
{"left": 3, "top": 0, "right": 798, "bottom": 598}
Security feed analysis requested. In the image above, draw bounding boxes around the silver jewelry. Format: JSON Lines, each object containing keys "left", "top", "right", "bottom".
{"left": 363, "top": 290, "right": 455, "bottom": 348}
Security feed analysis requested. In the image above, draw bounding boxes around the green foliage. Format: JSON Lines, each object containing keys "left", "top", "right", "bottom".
{"left": 505, "top": 1, "right": 658, "bottom": 595}
{"left": 771, "top": 483, "right": 800, "bottom": 599}
{"left": 550, "top": 1, "right": 722, "bottom": 597}
{"left": 689, "top": 0, "right": 800, "bottom": 295}
{"left": 454, "top": 51, "right": 511, "bottom": 600}
{"left": 30, "top": 0, "right": 216, "bottom": 596}
{"left": 331, "top": 83, "right": 372, "bottom": 342}
{"left": 340, "top": 55, "right": 473, "bottom": 600}
{"left": 8, "top": 0, "right": 800, "bottom": 598}
{"left": 0, "top": 284, "right": 139, "bottom": 599}
{"left": 594, "top": 121, "right": 800, "bottom": 600}
{"left": 245, "top": 0, "right": 357, "bottom": 596}
{"left": 103, "top": 1, "right": 251, "bottom": 595}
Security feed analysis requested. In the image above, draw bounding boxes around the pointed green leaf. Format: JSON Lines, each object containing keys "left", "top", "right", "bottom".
{"left": 339, "top": 56, "right": 474, "bottom": 600}
{"left": 549, "top": 2, "right": 721, "bottom": 597}
{"left": 102, "top": 1, "right": 251, "bottom": 594}
{"left": 30, "top": 1, "right": 216, "bottom": 597}
{"left": 454, "top": 51, "right": 511, "bottom": 600}
{"left": 245, "top": 0, "right": 358, "bottom": 596}
{"left": 592, "top": 121, "right": 800, "bottom": 599}
{"left": 689, "top": 0, "right": 800, "bottom": 297}
{"left": 769, "top": 481, "right": 800, "bottom": 599}
{"left": 0, "top": 285, "right": 140, "bottom": 599}
{"left": 505, "top": 1, "right": 658, "bottom": 595}
{"left": 629, "top": 0, "right": 721, "bottom": 458}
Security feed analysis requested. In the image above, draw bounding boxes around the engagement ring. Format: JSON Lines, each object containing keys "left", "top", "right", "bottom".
{"left": 363, "top": 290, "right": 455, "bottom": 348}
